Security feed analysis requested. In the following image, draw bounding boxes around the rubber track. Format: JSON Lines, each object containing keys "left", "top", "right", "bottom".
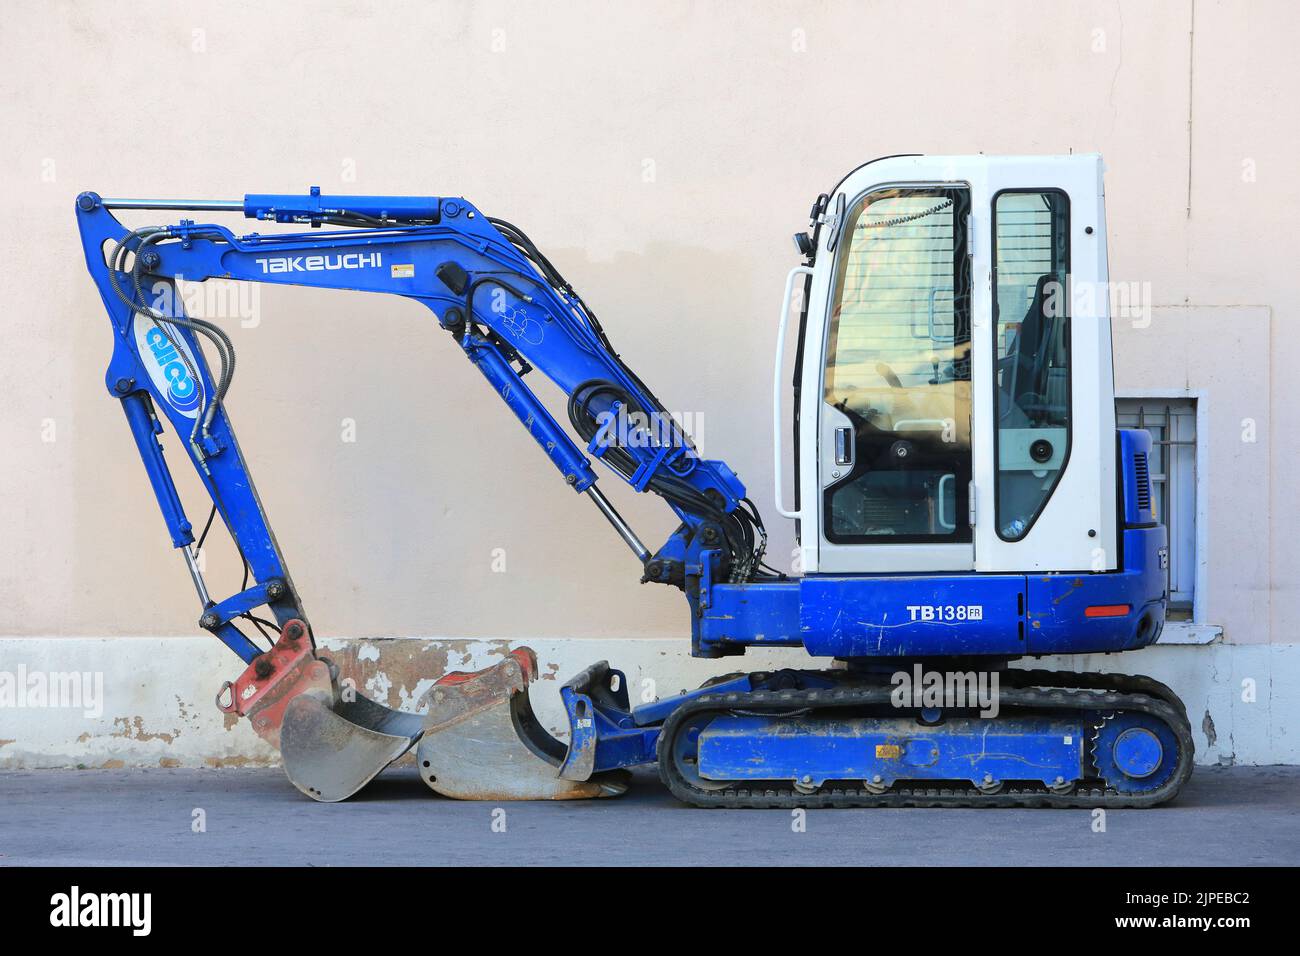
{"left": 1002, "top": 669, "right": 1188, "bottom": 722}
{"left": 656, "top": 675, "right": 1195, "bottom": 809}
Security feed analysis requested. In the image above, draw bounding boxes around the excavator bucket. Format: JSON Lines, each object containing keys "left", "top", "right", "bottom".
{"left": 217, "top": 619, "right": 424, "bottom": 802}
{"left": 416, "top": 648, "right": 628, "bottom": 799}
{"left": 218, "top": 621, "right": 625, "bottom": 801}
{"left": 278, "top": 693, "right": 424, "bottom": 802}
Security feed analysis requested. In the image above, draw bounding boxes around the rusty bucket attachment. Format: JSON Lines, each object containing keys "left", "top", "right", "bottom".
{"left": 217, "top": 619, "right": 423, "bottom": 802}
{"left": 415, "top": 648, "right": 629, "bottom": 800}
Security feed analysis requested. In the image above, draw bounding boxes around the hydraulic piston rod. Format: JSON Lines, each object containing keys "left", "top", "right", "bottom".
{"left": 586, "top": 486, "right": 651, "bottom": 562}
{"left": 99, "top": 197, "right": 243, "bottom": 211}
{"left": 182, "top": 547, "right": 213, "bottom": 606}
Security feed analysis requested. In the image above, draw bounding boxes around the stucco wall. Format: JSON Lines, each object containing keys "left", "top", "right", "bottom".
{"left": 0, "top": 0, "right": 1294, "bottom": 649}
{"left": 2, "top": 637, "right": 1293, "bottom": 768}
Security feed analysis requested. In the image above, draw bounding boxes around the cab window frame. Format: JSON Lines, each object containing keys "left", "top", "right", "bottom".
{"left": 819, "top": 182, "right": 974, "bottom": 546}
{"left": 990, "top": 186, "right": 1073, "bottom": 543}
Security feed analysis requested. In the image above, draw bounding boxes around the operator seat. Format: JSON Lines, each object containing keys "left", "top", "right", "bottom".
{"left": 1003, "top": 273, "right": 1066, "bottom": 425}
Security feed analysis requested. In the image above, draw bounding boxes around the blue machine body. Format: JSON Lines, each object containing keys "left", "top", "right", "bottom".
{"left": 693, "top": 524, "right": 1165, "bottom": 659}
{"left": 76, "top": 186, "right": 1170, "bottom": 790}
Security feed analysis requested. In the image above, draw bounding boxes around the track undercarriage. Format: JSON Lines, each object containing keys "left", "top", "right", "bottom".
{"left": 648, "top": 668, "right": 1194, "bottom": 809}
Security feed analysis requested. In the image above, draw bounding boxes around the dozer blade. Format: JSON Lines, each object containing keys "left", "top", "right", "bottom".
{"left": 217, "top": 619, "right": 423, "bottom": 803}
{"left": 415, "top": 648, "right": 628, "bottom": 800}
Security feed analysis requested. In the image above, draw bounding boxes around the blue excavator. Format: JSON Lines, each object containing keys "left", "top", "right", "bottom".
{"left": 76, "top": 154, "right": 1192, "bottom": 807}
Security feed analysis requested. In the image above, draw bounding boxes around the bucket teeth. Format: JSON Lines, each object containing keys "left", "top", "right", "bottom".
{"left": 416, "top": 648, "right": 628, "bottom": 800}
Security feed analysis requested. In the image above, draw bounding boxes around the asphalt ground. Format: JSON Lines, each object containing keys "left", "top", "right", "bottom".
{"left": 1, "top": 764, "right": 1295, "bottom": 867}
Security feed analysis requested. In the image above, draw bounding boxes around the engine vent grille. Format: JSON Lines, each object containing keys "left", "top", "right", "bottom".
{"left": 1133, "top": 452, "right": 1152, "bottom": 511}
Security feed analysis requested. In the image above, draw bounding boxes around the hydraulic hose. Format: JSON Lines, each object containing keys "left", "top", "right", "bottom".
{"left": 106, "top": 228, "right": 238, "bottom": 451}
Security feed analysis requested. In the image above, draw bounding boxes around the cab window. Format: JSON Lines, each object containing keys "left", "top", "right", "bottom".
{"left": 992, "top": 189, "right": 1070, "bottom": 540}
{"left": 822, "top": 186, "right": 973, "bottom": 543}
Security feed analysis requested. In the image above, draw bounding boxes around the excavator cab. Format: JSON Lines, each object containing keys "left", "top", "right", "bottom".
{"left": 788, "top": 155, "right": 1114, "bottom": 578}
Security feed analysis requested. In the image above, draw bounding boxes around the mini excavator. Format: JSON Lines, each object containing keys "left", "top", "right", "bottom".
{"left": 76, "top": 154, "right": 1191, "bottom": 806}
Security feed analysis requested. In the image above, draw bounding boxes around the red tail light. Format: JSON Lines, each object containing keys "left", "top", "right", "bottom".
{"left": 1085, "top": 604, "right": 1131, "bottom": 618}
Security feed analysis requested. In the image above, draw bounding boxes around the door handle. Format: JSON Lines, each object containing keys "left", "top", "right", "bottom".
{"left": 937, "top": 473, "right": 956, "bottom": 530}
{"left": 834, "top": 426, "right": 854, "bottom": 467}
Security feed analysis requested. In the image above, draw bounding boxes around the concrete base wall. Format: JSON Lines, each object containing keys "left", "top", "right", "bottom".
{"left": 0, "top": 637, "right": 1293, "bottom": 769}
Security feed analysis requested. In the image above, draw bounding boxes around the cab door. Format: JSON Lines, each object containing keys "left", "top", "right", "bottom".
{"left": 973, "top": 156, "right": 1116, "bottom": 573}
{"left": 800, "top": 161, "right": 977, "bottom": 573}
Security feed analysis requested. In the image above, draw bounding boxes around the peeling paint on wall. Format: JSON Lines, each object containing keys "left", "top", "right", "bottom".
{"left": 0, "top": 637, "right": 1294, "bottom": 770}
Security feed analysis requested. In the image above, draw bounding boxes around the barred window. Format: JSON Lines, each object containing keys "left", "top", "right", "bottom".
{"left": 1116, "top": 399, "right": 1198, "bottom": 616}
